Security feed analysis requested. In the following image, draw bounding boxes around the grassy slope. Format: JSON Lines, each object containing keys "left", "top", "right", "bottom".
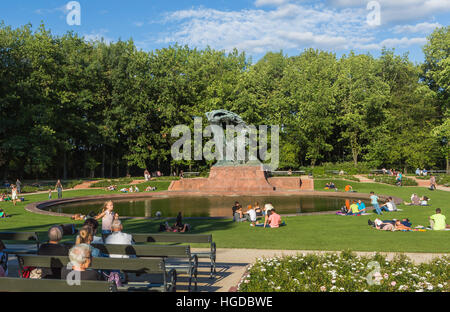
{"left": 0, "top": 179, "right": 449, "bottom": 253}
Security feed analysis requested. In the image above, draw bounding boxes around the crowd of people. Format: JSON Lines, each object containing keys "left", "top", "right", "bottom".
{"left": 11, "top": 200, "right": 137, "bottom": 282}
{"left": 231, "top": 201, "right": 285, "bottom": 228}
{"left": 368, "top": 208, "right": 449, "bottom": 231}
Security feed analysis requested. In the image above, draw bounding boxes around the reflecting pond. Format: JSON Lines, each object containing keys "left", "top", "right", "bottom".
{"left": 45, "top": 195, "right": 369, "bottom": 218}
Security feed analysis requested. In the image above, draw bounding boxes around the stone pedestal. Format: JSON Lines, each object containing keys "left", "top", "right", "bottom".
{"left": 169, "top": 165, "right": 273, "bottom": 192}
{"left": 168, "top": 166, "right": 314, "bottom": 192}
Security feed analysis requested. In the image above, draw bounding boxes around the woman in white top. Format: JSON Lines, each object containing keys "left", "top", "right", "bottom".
{"left": 11, "top": 185, "right": 18, "bottom": 206}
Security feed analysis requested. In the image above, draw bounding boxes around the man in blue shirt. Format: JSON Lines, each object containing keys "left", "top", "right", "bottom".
{"left": 370, "top": 192, "right": 382, "bottom": 215}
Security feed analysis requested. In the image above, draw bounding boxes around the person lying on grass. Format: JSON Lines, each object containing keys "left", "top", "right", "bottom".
{"left": 369, "top": 218, "right": 412, "bottom": 227}
{"left": 369, "top": 218, "right": 411, "bottom": 231}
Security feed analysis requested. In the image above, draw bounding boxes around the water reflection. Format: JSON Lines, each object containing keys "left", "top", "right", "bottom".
{"left": 46, "top": 195, "right": 369, "bottom": 218}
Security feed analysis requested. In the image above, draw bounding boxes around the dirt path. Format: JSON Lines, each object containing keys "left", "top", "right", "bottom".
{"left": 73, "top": 180, "right": 97, "bottom": 189}
{"left": 354, "top": 175, "right": 375, "bottom": 183}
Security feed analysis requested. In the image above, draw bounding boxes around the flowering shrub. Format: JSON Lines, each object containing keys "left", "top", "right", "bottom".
{"left": 373, "top": 176, "right": 418, "bottom": 186}
{"left": 238, "top": 251, "right": 449, "bottom": 292}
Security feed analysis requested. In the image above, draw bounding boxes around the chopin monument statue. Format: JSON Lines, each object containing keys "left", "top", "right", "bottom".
{"left": 205, "top": 109, "right": 254, "bottom": 167}
{"left": 169, "top": 109, "right": 309, "bottom": 192}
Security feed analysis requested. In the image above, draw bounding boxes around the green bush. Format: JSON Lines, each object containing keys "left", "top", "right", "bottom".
{"left": 372, "top": 176, "right": 418, "bottom": 186}
{"left": 238, "top": 252, "right": 449, "bottom": 292}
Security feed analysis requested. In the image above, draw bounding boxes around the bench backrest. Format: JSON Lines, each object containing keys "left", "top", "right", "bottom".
{"left": 63, "top": 243, "right": 191, "bottom": 258}
{"left": 0, "top": 232, "right": 39, "bottom": 242}
{"left": 0, "top": 232, "right": 40, "bottom": 249}
{"left": 17, "top": 255, "right": 166, "bottom": 273}
{"left": 0, "top": 277, "right": 117, "bottom": 292}
{"left": 131, "top": 233, "right": 212, "bottom": 244}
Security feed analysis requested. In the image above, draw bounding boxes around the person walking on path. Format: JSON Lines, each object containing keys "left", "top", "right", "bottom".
{"left": 430, "top": 175, "right": 437, "bottom": 190}
{"left": 55, "top": 180, "right": 63, "bottom": 199}
{"left": 16, "top": 179, "right": 21, "bottom": 194}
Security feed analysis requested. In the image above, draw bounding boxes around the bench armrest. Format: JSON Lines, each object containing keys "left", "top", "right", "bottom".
{"left": 165, "top": 268, "right": 177, "bottom": 292}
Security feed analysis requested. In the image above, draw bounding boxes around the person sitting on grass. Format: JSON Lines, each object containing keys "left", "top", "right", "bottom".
{"left": 61, "top": 244, "right": 104, "bottom": 281}
{"left": 346, "top": 201, "right": 362, "bottom": 216}
{"left": 404, "top": 194, "right": 420, "bottom": 206}
{"left": 233, "top": 204, "right": 246, "bottom": 222}
{"left": 174, "top": 212, "right": 189, "bottom": 232}
{"left": 420, "top": 196, "right": 430, "bottom": 206}
{"left": 344, "top": 185, "right": 354, "bottom": 192}
{"left": 380, "top": 197, "right": 397, "bottom": 212}
{"left": 145, "top": 186, "right": 157, "bottom": 192}
{"left": 254, "top": 202, "right": 263, "bottom": 217}
{"left": 429, "top": 208, "right": 450, "bottom": 231}
{"left": 357, "top": 200, "right": 366, "bottom": 213}
{"left": 0, "top": 208, "right": 9, "bottom": 218}
{"left": 266, "top": 209, "right": 285, "bottom": 228}
{"left": 245, "top": 205, "right": 257, "bottom": 227}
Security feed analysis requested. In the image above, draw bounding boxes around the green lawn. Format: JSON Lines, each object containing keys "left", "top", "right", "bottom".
{"left": 0, "top": 179, "right": 449, "bottom": 253}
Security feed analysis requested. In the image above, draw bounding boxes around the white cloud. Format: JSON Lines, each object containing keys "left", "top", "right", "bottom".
{"left": 327, "top": 0, "right": 450, "bottom": 24}
{"left": 160, "top": 4, "right": 372, "bottom": 54}
{"left": 157, "top": 2, "right": 439, "bottom": 56}
{"left": 35, "top": 5, "right": 68, "bottom": 15}
{"left": 134, "top": 22, "right": 145, "bottom": 27}
{"left": 254, "top": 0, "right": 289, "bottom": 7}
{"left": 392, "top": 22, "right": 442, "bottom": 34}
{"left": 83, "top": 30, "right": 113, "bottom": 44}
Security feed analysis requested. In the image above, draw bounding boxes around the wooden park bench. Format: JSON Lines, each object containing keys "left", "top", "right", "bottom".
{"left": 63, "top": 243, "right": 198, "bottom": 292}
{"left": 0, "top": 277, "right": 117, "bottom": 292}
{"left": 0, "top": 232, "right": 40, "bottom": 251}
{"left": 0, "top": 232, "right": 41, "bottom": 272}
{"left": 131, "top": 233, "right": 216, "bottom": 278}
{"left": 16, "top": 254, "right": 176, "bottom": 292}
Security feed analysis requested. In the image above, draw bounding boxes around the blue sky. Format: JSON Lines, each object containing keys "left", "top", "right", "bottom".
{"left": 1, "top": 0, "right": 449, "bottom": 63}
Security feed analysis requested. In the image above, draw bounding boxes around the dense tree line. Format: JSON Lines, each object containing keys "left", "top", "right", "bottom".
{"left": 0, "top": 23, "right": 448, "bottom": 179}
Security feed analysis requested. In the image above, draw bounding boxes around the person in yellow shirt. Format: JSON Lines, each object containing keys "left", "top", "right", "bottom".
{"left": 347, "top": 201, "right": 361, "bottom": 215}
{"left": 429, "top": 208, "right": 450, "bottom": 231}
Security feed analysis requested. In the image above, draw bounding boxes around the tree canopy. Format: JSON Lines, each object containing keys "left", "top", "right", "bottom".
{"left": 0, "top": 23, "right": 448, "bottom": 179}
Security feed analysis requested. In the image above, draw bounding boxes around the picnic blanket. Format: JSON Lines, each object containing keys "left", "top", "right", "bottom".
{"left": 336, "top": 211, "right": 372, "bottom": 216}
